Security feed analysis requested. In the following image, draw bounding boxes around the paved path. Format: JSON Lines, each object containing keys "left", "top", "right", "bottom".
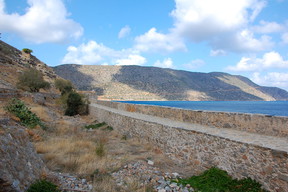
{"left": 92, "top": 103, "right": 288, "bottom": 153}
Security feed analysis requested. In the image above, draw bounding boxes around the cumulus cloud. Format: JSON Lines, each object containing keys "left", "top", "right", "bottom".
{"left": 170, "top": 0, "right": 265, "bottom": 40}
{"left": 115, "top": 55, "right": 146, "bottom": 65}
{"left": 0, "top": 0, "right": 83, "bottom": 43}
{"left": 118, "top": 25, "right": 131, "bottom": 39}
{"left": 133, "top": 0, "right": 275, "bottom": 54}
{"left": 227, "top": 51, "right": 288, "bottom": 71}
{"left": 168, "top": 0, "right": 273, "bottom": 53}
{"left": 210, "top": 29, "right": 273, "bottom": 52}
{"left": 252, "top": 20, "right": 285, "bottom": 33}
{"left": 252, "top": 72, "right": 288, "bottom": 90}
{"left": 62, "top": 40, "right": 146, "bottom": 66}
{"left": 134, "top": 28, "right": 186, "bottom": 53}
{"left": 182, "top": 59, "right": 205, "bottom": 70}
{"left": 154, "top": 58, "right": 174, "bottom": 68}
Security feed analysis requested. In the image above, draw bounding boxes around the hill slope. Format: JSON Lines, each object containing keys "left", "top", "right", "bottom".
{"left": 53, "top": 64, "right": 288, "bottom": 101}
{"left": 0, "top": 40, "right": 58, "bottom": 91}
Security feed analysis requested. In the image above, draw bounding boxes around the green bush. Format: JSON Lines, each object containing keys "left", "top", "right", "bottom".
{"left": 54, "top": 79, "right": 73, "bottom": 95}
{"left": 4, "top": 98, "right": 45, "bottom": 129}
{"left": 65, "top": 91, "right": 83, "bottom": 116}
{"left": 27, "top": 179, "right": 60, "bottom": 192}
{"left": 84, "top": 122, "right": 107, "bottom": 129}
{"left": 22, "top": 48, "right": 33, "bottom": 54}
{"left": 17, "top": 68, "right": 50, "bottom": 92}
{"left": 174, "top": 167, "right": 268, "bottom": 192}
{"left": 55, "top": 79, "right": 89, "bottom": 116}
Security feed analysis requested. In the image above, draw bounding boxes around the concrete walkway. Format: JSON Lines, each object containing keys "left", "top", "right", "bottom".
{"left": 91, "top": 103, "right": 288, "bottom": 153}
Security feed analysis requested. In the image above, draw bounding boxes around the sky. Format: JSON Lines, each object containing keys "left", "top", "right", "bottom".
{"left": 1, "top": 0, "right": 288, "bottom": 91}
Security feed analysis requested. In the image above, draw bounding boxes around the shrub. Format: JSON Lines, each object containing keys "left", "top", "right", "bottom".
{"left": 17, "top": 68, "right": 50, "bottom": 92}
{"left": 4, "top": 98, "right": 45, "bottom": 129}
{"left": 22, "top": 48, "right": 33, "bottom": 54}
{"left": 65, "top": 91, "right": 83, "bottom": 116}
{"left": 27, "top": 179, "right": 60, "bottom": 192}
{"left": 55, "top": 79, "right": 89, "bottom": 116}
{"left": 54, "top": 79, "right": 73, "bottom": 95}
{"left": 63, "top": 91, "right": 89, "bottom": 116}
{"left": 174, "top": 167, "right": 268, "bottom": 192}
{"left": 84, "top": 122, "right": 107, "bottom": 129}
{"left": 96, "top": 142, "right": 105, "bottom": 157}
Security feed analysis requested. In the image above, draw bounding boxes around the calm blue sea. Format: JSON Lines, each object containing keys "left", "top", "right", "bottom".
{"left": 118, "top": 101, "right": 288, "bottom": 117}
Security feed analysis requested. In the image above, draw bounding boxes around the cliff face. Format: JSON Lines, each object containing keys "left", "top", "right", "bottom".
{"left": 53, "top": 64, "right": 288, "bottom": 101}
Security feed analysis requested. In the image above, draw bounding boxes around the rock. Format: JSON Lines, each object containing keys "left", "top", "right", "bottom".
{"left": 148, "top": 160, "right": 154, "bottom": 166}
{"left": 172, "top": 172, "right": 180, "bottom": 178}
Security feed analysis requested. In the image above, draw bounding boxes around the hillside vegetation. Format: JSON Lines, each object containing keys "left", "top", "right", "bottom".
{"left": 54, "top": 64, "right": 288, "bottom": 101}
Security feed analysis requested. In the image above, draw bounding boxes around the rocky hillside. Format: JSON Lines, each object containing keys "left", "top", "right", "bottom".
{"left": 0, "top": 40, "right": 58, "bottom": 90}
{"left": 53, "top": 64, "right": 288, "bottom": 101}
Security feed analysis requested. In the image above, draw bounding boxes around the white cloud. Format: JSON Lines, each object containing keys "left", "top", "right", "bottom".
{"left": 134, "top": 28, "right": 186, "bottom": 53}
{"left": 252, "top": 72, "right": 288, "bottom": 90}
{"left": 210, "top": 49, "right": 226, "bottom": 56}
{"left": 211, "top": 29, "right": 273, "bottom": 53}
{"left": 170, "top": 0, "right": 266, "bottom": 41}
{"left": 115, "top": 54, "right": 146, "bottom": 65}
{"left": 252, "top": 20, "right": 285, "bottom": 33}
{"left": 154, "top": 58, "right": 174, "bottom": 68}
{"left": 282, "top": 33, "right": 288, "bottom": 44}
{"left": 167, "top": 0, "right": 272, "bottom": 53}
{"left": 62, "top": 40, "right": 146, "bottom": 66}
{"left": 118, "top": 25, "right": 131, "bottom": 39}
{"left": 0, "top": 0, "right": 83, "bottom": 43}
{"left": 227, "top": 51, "right": 288, "bottom": 71}
{"left": 183, "top": 59, "right": 205, "bottom": 70}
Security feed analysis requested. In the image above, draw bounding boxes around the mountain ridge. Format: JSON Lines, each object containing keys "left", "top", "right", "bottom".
{"left": 53, "top": 64, "right": 288, "bottom": 101}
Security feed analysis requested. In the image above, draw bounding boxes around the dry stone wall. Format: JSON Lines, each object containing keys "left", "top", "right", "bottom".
{"left": 96, "top": 100, "right": 288, "bottom": 138}
{"left": 90, "top": 101, "right": 288, "bottom": 192}
{"left": 0, "top": 122, "right": 47, "bottom": 192}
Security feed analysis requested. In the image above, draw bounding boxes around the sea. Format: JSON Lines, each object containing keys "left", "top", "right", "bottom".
{"left": 118, "top": 101, "right": 288, "bottom": 117}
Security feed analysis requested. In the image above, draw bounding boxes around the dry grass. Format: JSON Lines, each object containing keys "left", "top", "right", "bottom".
{"left": 27, "top": 98, "right": 184, "bottom": 191}
{"left": 30, "top": 106, "right": 51, "bottom": 122}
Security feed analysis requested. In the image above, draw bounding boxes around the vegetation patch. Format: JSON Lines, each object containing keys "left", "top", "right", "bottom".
{"left": 27, "top": 179, "right": 60, "bottom": 192}
{"left": 173, "top": 167, "right": 268, "bottom": 192}
{"left": 95, "top": 142, "right": 105, "bottom": 157}
{"left": 54, "top": 79, "right": 89, "bottom": 116}
{"left": 22, "top": 48, "right": 33, "bottom": 54}
{"left": 104, "top": 126, "right": 113, "bottom": 131}
{"left": 17, "top": 68, "right": 50, "bottom": 92}
{"left": 4, "top": 98, "right": 45, "bottom": 129}
{"left": 84, "top": 122, "right": 107, "bottom": 130}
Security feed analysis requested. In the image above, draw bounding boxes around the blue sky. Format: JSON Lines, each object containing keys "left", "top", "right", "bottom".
{"left": 1, "top": 0, "right": 288, "bottom": 90}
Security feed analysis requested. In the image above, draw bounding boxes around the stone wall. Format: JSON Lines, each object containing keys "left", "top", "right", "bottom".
{"left": 0, "top": 122, "right": 47, "bottom": 192}
{"left": 90, "top": 101, "right": 288, "bottom": 192}
{"left": 96, "top": 100, "right": 288, "bottom": 138}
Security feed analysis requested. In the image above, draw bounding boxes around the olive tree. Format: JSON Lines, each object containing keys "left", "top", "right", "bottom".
{"left": 17, "top": 68, "right": 50, "bottom": 92}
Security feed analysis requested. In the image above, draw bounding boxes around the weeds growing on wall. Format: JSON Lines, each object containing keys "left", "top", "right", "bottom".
{"left": 173, "top": 167, "right": 268, "bottom": 192}
{"left": 4, "top": 98, "right": 46, "bottom": 129}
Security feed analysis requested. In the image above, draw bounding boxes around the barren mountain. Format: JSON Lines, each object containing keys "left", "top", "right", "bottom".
{"left": 53, "top": 64, "right": 288, "bottom": 101}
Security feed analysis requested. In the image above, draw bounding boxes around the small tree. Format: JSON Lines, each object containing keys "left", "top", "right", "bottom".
{"left": 54, "top": 79, "right": 73, "bottom": 95}
{"left": 65, "top": 91, "right": 83, "bottom": 116}
{"left": 17, "top": 68, "right": 50, "bottom": 92}
{"left": 22, "top": 48, "right": 33, "bottom": 54}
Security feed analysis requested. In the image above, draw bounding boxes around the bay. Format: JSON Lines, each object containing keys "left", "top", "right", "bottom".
{"left": 118, "top": 101, "right": 288, "bottom": 117}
